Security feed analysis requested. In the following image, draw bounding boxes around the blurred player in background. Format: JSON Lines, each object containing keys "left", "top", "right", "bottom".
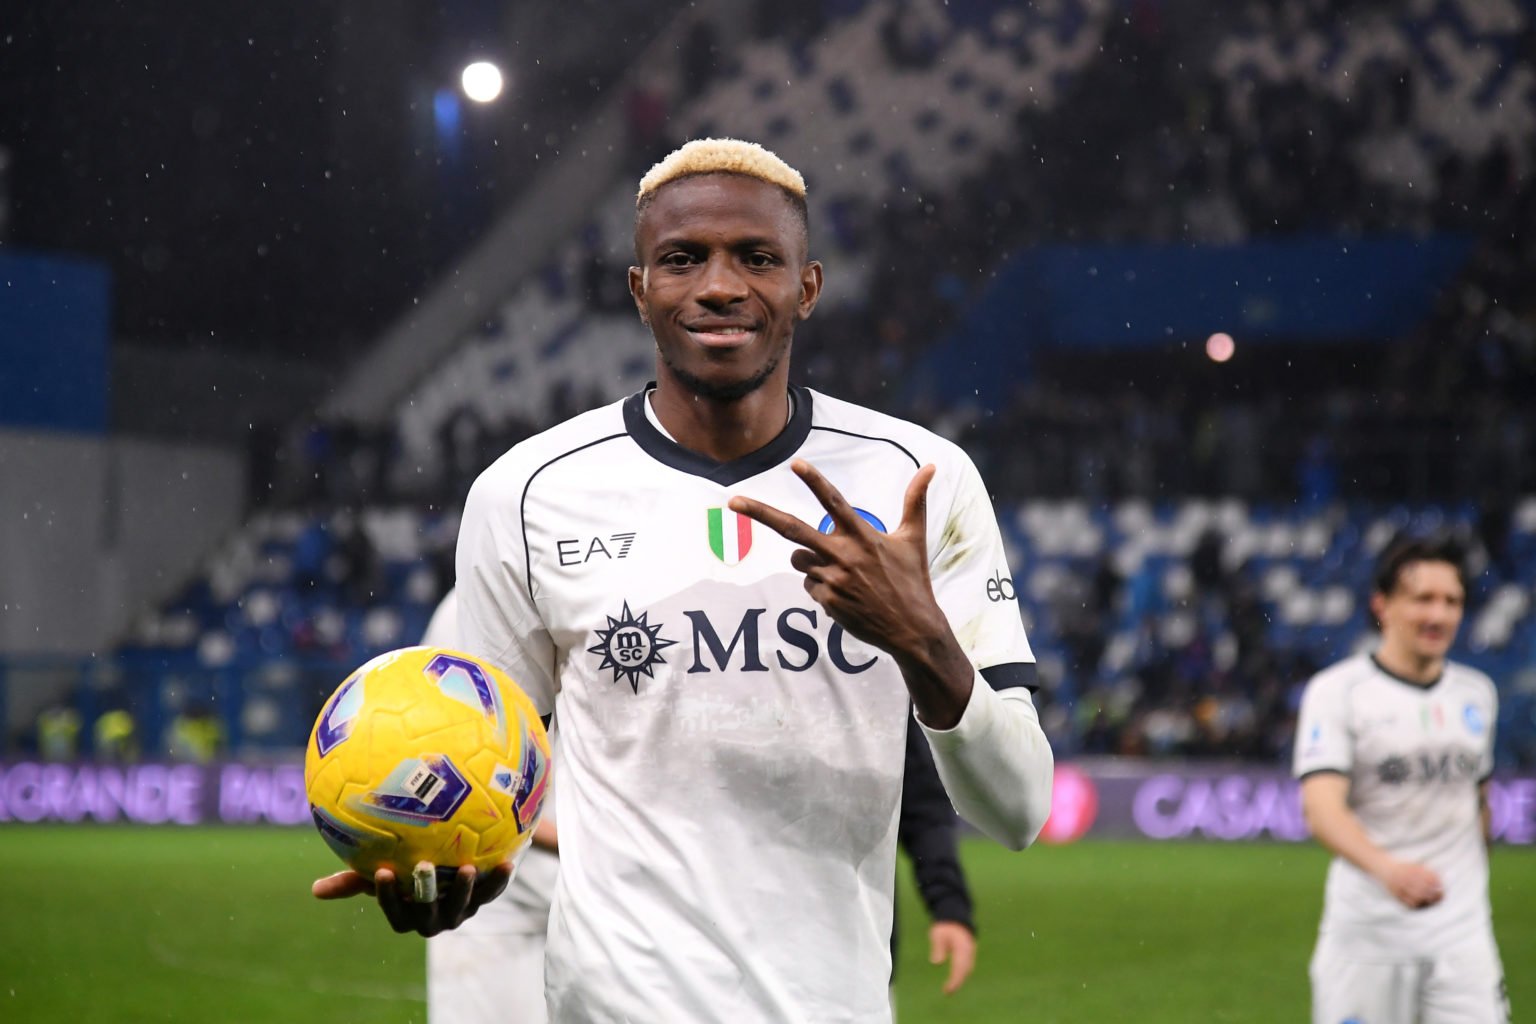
{"left": 1294, "top": 537, "right": 1508, "bottom": 1023}
{"left": 420, "top": 587, "right": 559, "bottom": 1024}
{"left": 318, "top": 137, "right": 1052, "bottom": 1022}
{"left": 422, "top": 587, "right": 978, "bottom": 1023}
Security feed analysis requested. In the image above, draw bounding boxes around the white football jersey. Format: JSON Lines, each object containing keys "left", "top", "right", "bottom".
{"left": 1293, "top": 653, "right": 1499, "bottom": 959}
{"left": 457, "top": 386, "right": 1036, "bottom": 1024}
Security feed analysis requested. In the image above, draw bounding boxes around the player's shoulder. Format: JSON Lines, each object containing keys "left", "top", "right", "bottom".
{"left": 1442, "top": 659, "right": 1498, "bottom": 700}
{"left": 805, "top": 388, "right": 972, "bottom": 470}
{"left": 1302, "top": 653, "right": 1374, "bottom": 699}
{"left": 467, "top": 399, "right": 629, "bottom": 501}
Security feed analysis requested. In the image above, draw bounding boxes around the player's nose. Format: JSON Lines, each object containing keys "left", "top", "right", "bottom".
{"left": 694, "top": 254, "right": 749, "bottom": 307}
{"left": 1424, "top": 605, "right": 1455, "bottom": 629}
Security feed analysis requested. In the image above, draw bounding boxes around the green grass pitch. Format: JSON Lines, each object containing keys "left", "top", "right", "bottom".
{"left": 0, "top": 826, "right": 1530, "bottom": 1022}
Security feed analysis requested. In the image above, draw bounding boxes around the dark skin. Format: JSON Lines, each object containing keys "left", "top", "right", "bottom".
{"left": 730, "top": 459, "right": 975, "bottom": 729}
{"left": 312, "top": 863, "right": 510, "bottom": 936}
{"left": 631, "top": 172, "right": 821, "bottom": 461}
{"left": 311, "top": 818, "right": 557, "bottom": 931}
{"left": 314, "top": 171, "right": 974, "bottom": 933}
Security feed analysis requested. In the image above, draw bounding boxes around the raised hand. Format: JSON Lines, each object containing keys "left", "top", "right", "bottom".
{"left": 730, "top": 459, "right": 974, "bottom": 727}
{"left": 729, "top": 460, "right": 943, "bottom": 651}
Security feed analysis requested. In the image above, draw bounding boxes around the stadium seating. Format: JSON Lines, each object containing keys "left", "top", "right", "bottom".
{"left": 106, "top": 495, "right": 1536, "bottom": 771}
{"left": 373, "top": 0, "right": 1532, "bottom": 496}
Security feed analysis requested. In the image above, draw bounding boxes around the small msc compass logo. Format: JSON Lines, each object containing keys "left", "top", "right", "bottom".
{"left": 587, "top": 601, "right": 677, "bottom": 694}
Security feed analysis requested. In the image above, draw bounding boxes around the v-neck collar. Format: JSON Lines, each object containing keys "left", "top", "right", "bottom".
{"left": 623, "top": 383, "right": 814, "bottom": 485}
{"left": 1369, "top": 653, "right": 1445, "bottom": 691}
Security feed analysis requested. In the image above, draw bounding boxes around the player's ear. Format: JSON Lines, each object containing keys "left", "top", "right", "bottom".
{"left": 1368, "top": 591, "right": 1387, "bottom": 627}
{"left": 797, "top": 260, "right": 823, "bottom": 321}
{"left": 628, "top": 265, "right": 650, "bottom": 327}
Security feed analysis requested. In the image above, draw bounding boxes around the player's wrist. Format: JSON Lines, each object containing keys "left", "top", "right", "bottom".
{"left": 895, "top": 635, "right": 975, "bottom": 730}
{"left": 1367, "top": 853, "right": 1406, "bottom": 886}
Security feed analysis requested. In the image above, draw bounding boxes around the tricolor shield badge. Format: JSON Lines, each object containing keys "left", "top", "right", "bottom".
{"left": 707, "top": 507, "right": 753, "bottom": 565}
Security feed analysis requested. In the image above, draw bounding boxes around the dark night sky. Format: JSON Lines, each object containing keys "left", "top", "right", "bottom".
{"left": 1, "top": 1, "right": 645, "bottom": 363}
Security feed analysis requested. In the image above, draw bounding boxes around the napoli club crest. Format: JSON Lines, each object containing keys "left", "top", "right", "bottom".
{"left": 587, "top": 601, "right": 676, "bottom": 694}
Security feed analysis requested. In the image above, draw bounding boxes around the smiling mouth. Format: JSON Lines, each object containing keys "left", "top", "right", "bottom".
{"left": 686, "top": 325, "right": 758, "bottom": 347}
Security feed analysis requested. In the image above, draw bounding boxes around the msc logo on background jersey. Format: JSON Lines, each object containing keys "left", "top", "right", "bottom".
{"left": 817, "top": 508, "right": 887, "bottom": 534}
{"left": 588, "top": 601, "right": 677, "bottom": 693}
{"left": 1377, "top": 756, "right": 1411, "bottom": 785}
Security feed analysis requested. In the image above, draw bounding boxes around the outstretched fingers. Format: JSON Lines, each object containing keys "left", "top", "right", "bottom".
{"left": 728, "top": 494, "right": 831, "bottom": 556}
{"left": 901, "top": 464, "right": 937, "bottom": 540}
{"left": 790, "top": 460, "right": 870, "bottom": 537}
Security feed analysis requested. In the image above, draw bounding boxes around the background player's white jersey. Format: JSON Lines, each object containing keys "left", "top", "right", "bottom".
{"left": 457, "top": 386, "right": 1037, "bottom": 1024}
{"left": 1293, "top": 653, "right": 1498, "bottom": 959}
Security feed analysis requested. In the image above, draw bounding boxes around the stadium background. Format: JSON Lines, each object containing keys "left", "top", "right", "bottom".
{"left": 1, "top": 0, "right": 1533, "bottom": 1020}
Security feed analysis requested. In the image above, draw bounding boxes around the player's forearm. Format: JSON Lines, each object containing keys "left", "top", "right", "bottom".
{"left": 892, "top": 624, "right": 980, "bottom": 730}
{"left": 920, "top": 681, "right": 1053, "bottom": 851}
{"left": 1303, "top": 789, "right": 1396, "bottom": 881}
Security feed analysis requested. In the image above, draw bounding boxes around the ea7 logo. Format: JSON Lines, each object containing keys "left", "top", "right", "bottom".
{"left": 986, "top": 572, "right": 1016, "bottom": 602}
{"left": 558, "top": 532, "right": 637, "bottom": 566}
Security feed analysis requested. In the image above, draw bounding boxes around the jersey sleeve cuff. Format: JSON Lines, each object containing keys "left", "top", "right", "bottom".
{"left": 916, "top": 670, "right": 1001, "bottom": 751}
{"left": 980, "top": 661, "right": 1038, "bottom": 692}
{"left": 1295, "top": 767, "right": 1349, "bottom": 782}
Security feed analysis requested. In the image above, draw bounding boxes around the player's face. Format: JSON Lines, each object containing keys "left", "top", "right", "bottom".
{"left": 630, "top": 174, "right": 821, "bottom": 402}
{"left": 1373, "top": 560, "right": 1465, "bottom": 662}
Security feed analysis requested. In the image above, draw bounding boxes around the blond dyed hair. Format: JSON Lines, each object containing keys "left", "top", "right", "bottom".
{"left": 636, "top": 138, "right": 807, "bottom": 205}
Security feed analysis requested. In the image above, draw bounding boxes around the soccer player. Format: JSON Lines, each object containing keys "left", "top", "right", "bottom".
{"left": 1294, "top": 537, "right": 1508, "bottom": 1023}
{"left": 420, "top": 588, "right": 977, "bottom": 1023}
{"left": 317, "top": 138, "right": 1053, "bottom": 1022}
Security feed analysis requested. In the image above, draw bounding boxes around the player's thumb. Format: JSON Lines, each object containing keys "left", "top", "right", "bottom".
{"left": 313, "top": 870, "right": 374, "bottom": 900}
{"left": 902, "top": 464, "right": 937, "bottom": 535}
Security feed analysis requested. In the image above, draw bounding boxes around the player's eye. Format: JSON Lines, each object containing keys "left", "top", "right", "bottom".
{"left": 746, "top": 252, "right": 779, "bottom": 268}
{"left": 659, "top": 251, "right": 698, "bottom": 267}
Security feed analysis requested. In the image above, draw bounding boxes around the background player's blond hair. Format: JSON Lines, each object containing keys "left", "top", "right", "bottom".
{"left": 636, "top": 138, "right": 807, "bottom": 205}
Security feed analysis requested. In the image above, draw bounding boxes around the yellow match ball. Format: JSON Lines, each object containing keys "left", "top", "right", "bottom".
{"left": 304, "top": 647, "right": 551, "bottom": 881}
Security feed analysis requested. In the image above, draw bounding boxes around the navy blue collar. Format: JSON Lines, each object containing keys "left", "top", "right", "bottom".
{"left": 623, "top": 384, "right": 814, "bottom": 485}
{"left": 1369, "top": 653, "right": 1444, "bottom": 690}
